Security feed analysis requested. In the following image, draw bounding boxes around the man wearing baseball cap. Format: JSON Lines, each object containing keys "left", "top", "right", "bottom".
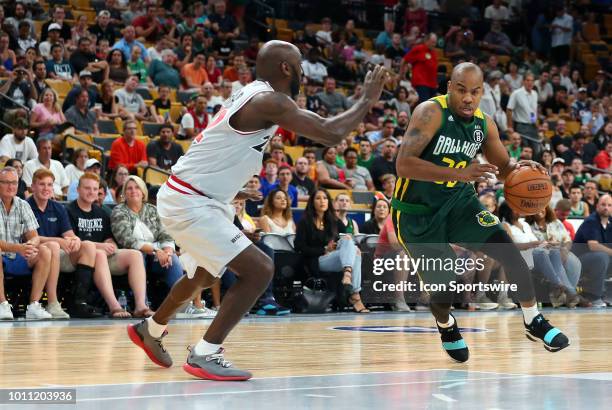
{"left": 38, "top": 23, "right": 63, "bottom": 59}
{"left": 62, "top": 70, "right": 100, "bottom": 112}
{"left": 66, "top": 158, "right": 113, "bottom": 204}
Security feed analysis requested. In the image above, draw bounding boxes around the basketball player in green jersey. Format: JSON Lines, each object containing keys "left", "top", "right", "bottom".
{"left": 393, "top": 63, "right": 569, "bottom": 362}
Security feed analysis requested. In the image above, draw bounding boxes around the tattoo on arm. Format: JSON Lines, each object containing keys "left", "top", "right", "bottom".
{"left": 401, "top": 127, "right": 430, "bottom": 156}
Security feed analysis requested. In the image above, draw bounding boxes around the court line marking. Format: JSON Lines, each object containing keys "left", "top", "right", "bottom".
{"left": 439, "top": 381, "right": 466, "bottom": 389}
{"left": 304, "top": 394, "right": 335, "bottom": 398}
{"left": 74, "top": 375, "right": 529, "bottom": 403}
{"left": 432, "top": 393, "right": 456, "bottom": 403}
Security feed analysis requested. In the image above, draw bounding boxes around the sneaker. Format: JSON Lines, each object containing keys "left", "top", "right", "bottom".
{"left": 497, "top": 292, "right": 517, "bottom": 310}
{"left": 0, "top": 301, "right": 14, "bottom": 320}
{"left": 26, "top": 301, "right": 52, "bottom": 320}
{"left": 69, "top": 302, "right": 103, "bottom": 318}
{"left": 591, "top": 299, "right": 607, "bottom": 308}
{"left": 436, "top": 314, "right": 469, "bottom": 363}
{"left": 255, "top": 300, "right": 290, "bottom": 316}
{"left": 127, "top": 320, "right": 173, "bottom": 368}
{"left": 474, "top": 294, "right": 499, "bottom": 310}
{"left": 176, "top": 302, "right": 218, "bottom": 319}
{"left": 183, "top": 346, "right": 252, "bottom": 381}
{"left": 46, "top": 302, "right": 70, "bottom": 319}
{"left": 392, "top": 300, "right": 412, "bottom": 312}
{"left": 524, "top": 313, "right": 570, "bottom": 352}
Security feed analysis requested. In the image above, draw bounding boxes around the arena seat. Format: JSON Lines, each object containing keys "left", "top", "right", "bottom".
{"left": 45, "top": 79, "right": 72, "bottom": 97}
{"left": 97, "top": 119, "right": 120, "bottom": 134}
{"left": 93, "top": 135, "right": 119, "bottom": 151}
{"left": 142, "top": 166, "right": 170, "bottom": 186}
{"left": 261, "top": 233, "right": 294, "bottom": 252}
{"left": 142, "top": 122, "right": 164, "bottom": 137}
{"left": 176, "top": 139, "right": 192, "bottom": 152}
{"left": 284, "top": 146, "right": 304, "bottom": 162}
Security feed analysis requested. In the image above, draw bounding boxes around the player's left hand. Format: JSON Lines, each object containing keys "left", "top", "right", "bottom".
{"left": 517, "top": 160, "right": 547, "bottom": 175}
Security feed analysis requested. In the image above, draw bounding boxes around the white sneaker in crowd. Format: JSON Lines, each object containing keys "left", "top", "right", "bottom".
{"left": 0, "top": 301, "right": 14, "bottom": 320}
{"left": 177, "top": 302, "right": 218, "bottom": 319}
{"left": 474, "top": 293, "right": 499, "bottom": 310}
{"left": 46, "top": 302, "right": 70, "bottom": 319}
{"left": 497, "top": 291, "right": 517, "bottom": 310}
{"left": 26, "top": 301, "right": 52, "bottom": 320}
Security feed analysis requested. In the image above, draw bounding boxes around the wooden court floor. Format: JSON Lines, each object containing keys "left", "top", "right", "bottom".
{"left": 1, "top": 310, "right": 611, "bottom": 389}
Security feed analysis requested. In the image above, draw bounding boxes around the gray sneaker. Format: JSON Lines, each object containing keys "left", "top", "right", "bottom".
{"left": 127, "top": 320, "right": 173, "bottom": 368}
{"left": 183, "top": 346, "right": 252, "bottom": 381}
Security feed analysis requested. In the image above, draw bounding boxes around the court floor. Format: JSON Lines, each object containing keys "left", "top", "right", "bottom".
{"left": 1, "top": 309, "right": 611, "bottom": 409}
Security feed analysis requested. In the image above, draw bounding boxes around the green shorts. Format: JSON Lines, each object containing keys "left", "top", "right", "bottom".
{"left": 390, "top": 189, "right": 504, "bottom": 287}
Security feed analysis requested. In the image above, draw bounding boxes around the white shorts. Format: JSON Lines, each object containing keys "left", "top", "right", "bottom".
{"left": 156, "top": 182, "right": 252, "bottom": 278}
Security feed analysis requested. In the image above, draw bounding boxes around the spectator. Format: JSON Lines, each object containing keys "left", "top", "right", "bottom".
{"left": 28, "top": 168, "right": 107, "bottom": 318}
{"left": 112, "top": 25, "right": 149, "bottom": 63}
{"left": 550, "top": 7, "right": 573, "bottom": 66}
{"left": 483, "top": 20, "right": 514, "bottom": 56}
{"left": 343, "top": 147, "right": 374, "bottom": 191}
{"left": 404, "top": 0, "right": 428, "bottom": 34}
{"left": 370, "top": 139, "right": 398, "bottom": 190}
{"left": 147, "top": 125, "right": 184, "bottom": 170}
{"left": 62, "top": 70, "right": 99, "bottom": 112}
{"left": 95, "top": 79, "right": 120, "bottom": 119}
{"left": 133, "top": 5, "right": 161, "bottom": 42}
{"left": 316, "top": 77, "right": 348, "bottom": 115}
{"left": 64, "top": 149, "right": 89, "bottom": 185}
{"left": 301, "top": 48, "right": 328, "bottom": 85}
{"left": 128, "top": 46, "right": 151, "bottom": 87}
{"left": 389, "top": 87, "right": 413, "bottom": 118}
{"left": 70, "top": 37, "right": 109, "bottom": 85}
{"left": 4, "top": 3, "right": 34, "bottom": 39}
{"left": 178, "top": 94, "right": 209, "bottom": 139}
{"left": 0, "top": 167, "right": 52, "bottom": 320}
{"left": 569, "top": 184, "right": 589, "bottom": 217}
{"left": 377, "top": 173, "right": 397, "bottom": 202}
{"left": 205, "top": 55, "right": 223, "bottom": 86}
{"left": 551, "top": 119, "right": 571, "bottom": 156}
{"left": 223, "top": 54, "right": 244, "bottom": 82}
{"left": 203, "top": 82, "right": 223, "bottom": 111}
{"left": 114, "top": 75, "right": 149, "bottom": 121}
{"left": 90, "top": 10, "right": 117, "bottom": 45}
{"left": 560, "top": 168, "right": 574, "bottom": 199}
{"left": 583, "top": 180, "right": 600, "bottom": 214}
{"left": 30, "top": 88, "right": 65, "bottom": 140}
{"left": 277, "top": 166, "right": 298, "bottom": 207}
{"left": 294, "top": 189, "right": 369, "bottom": 313}
{"left": 525, "top": 205, "right": 585, "bottom": 308}
{"left": 259, "top": 188, "right": 296, "bottom": 234}
{"left": 111, "top": 176, "right": 184, "bottom": 291}
{"left": 64, "top": 88, "right": 100, "bottom": 136}
{"left": 110, "top": 164, "right": 130, "bottom": 203}
{"left": 484, "top": 0, "right": 510, "bottom": 21}
{"left": 570, "top": 158, "right": 591, "bottom": 185}
{"left": 503, "top": 61, "right": 523, "bottom": 92}
{"left": 543, "top": 86, "right": 570, "bottom": 115}
{"left": 361, "top": 198, "right": 390, "bottom": 234}
{"left": 32, "top": 61, "right": 48, "bottom": 97}
{"left": 587, "top": 70, "right": 610, "bottom": 100}
{"left": 394, "top": 111, "right": 410, "bottom": 139}
{"left": 148, "top": 49, "right": 180, "bottom": 88}
{"left": 507, "top": 73, "right": 539, "bottom": 153}
{"left": 370, "top": 119, "right": 399, "bottom": 152}
{"left": 400, "top": 33, "right": 438, "bottom": 102}
{"left": 231, "top": 65, "right": 253, "bottom": 94}
{"left": 571, "top": 195, "right": 611, "bottom": 307}
{"left": 68, "top": 173, "right": 153, "bottom": 317}
{"left": 506, "top": 131, "right": 522, "bottom": 160}
{"left": 0, "top": 118, "right": 37, "bottom": 163}
{"left": 45, "top": 44, "right": 74, "bottom": 81}
{"left": 107, "top": 48, "right": 130, "bottom": 85}
{"left": 315, "top": 17, "right": 333, "bottom": 48}
{"left": 0, "top": 66, "right": 37, "bottom": 113}
{"left": 208, "top": 0, "right": 239, "bottom": 38}
{"left": 291, "top": 157, "right": 316, "bottom": 202}
{"left": 211, "top": 31, "right": 235, "bottom": 63}
{"left": 4, "top": 159, "right": 27, "bottom": 199}
{"left": 41, "top": 6, "right": 71, "bottom": 42}
{"left": 593, "top": 141, "right": 612, "bottom": 171}
{"left": 593, "top": 122, "right": 611, "bottom": 152}
{"left": 182, "top": 51, "right": 209, "bottom": 91}
{"left": 554, "top": 199, "right": 575, "bottom": 240}
{"left": 66, "top": 158, "right": 114, "bottom": 203}
{"left": 385, "top": 33, "right": 405, "bottom": 71}
{"left": 23, "top": 139, "right": 69, "bottom": 199}
{"left": 535, "top": 71, "right": 553, "bottom": 105}
{"left": 562, "top": 133, "right": 597, "bottom": 165}
{"left": 519, "top": 146, "right": 534, "bottom": 161}
{"left": 357, "top": 139, "right": 375, "bottom": 170}
{"left": 108, "top": 119, "right": 148, "bottom": 172}
{"left": 71, "top": 14, "right": 91, "bottom": 44}
{"left": 334, "top": 193, "right": 359, "bottom": 234}
{"left": 317, "top": 147, "right": 350, "bottom": 189}
{"left": 375, "top": 19, "right": 395, "bottom": 49}
{"left": 570, "top": 86, "right": 588, "bottom": 119}
{"left": 149, "top": 85, "right": 172, "bottom": 123}
{"left": 38, "top": 24, "right": 61, "bottom": 59}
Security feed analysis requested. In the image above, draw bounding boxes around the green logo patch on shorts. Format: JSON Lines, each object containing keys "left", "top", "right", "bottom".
{"left": 476, "top": 210, "right": 499, "bottom": 227}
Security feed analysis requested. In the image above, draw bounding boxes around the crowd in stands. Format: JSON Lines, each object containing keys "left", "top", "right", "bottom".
{"left": 0, "top": 0, "right": 610, "bottom": 320}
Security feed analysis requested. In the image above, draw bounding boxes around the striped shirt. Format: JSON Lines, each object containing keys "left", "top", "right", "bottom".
{"left": 0, "top": 197, "right": 39, "bottom": 258}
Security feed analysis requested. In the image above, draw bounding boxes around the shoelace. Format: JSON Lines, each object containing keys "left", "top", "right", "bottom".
{"left": 206, "top": 349, "right": 232, "bottom": 368}
{"left": 155, "top": 330, "right": 168, "bottom": 352}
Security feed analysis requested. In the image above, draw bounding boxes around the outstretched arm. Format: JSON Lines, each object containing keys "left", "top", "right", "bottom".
{"left": 246, "top": 66, "right": 388, "bottom": 146}
{"left": 396, "top": 102, "right": 498, "bottom": 182}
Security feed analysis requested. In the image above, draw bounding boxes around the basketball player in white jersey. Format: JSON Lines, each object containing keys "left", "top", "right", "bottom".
{"left": 127, "top": 41, "right": 388, "bottom": 380}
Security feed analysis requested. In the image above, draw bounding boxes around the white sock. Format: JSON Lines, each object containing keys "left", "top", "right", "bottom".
{"left": 437, "top": 315, "right": 455, "bottom": 328}
{"left": 146, "top": 317, "right": 167, "bottom": 338}
{"left": 521, "top": 304, "right": 540, "bottom": 325}
{"left": 194, "top": 339, "right": 221, "bottom": 356}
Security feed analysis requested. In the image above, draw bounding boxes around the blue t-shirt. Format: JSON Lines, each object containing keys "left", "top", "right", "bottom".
{"left": 572, "top": 213, "right": 612, "bottom": 257}
{"left": 27, "top": 197, "right": 72, "bottom": 238}
{"left": 260, "top": 179, "right": 298, "bottom": 208}
{"left": 45, "top": 59, "right": 74, "bottom": 80}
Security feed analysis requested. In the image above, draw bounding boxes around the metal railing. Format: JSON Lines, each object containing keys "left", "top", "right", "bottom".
{"left": 62, "top": 134, "right": 106, "bottom": 174}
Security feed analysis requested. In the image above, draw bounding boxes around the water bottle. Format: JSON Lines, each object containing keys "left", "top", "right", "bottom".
{"left": 118, "top": 291, "right": 128, "bottom": 311}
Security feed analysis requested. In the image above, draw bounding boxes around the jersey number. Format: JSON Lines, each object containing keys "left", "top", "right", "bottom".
{"left": 251, "top": 135, "right": 271, "bottom": 153}
{"left": 434, "top": 157, "right": 467, "bottom": 188}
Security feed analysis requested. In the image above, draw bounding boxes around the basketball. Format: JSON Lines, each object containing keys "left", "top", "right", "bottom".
{"left": 503, "top": 167, "right": 553, "bottom": 215}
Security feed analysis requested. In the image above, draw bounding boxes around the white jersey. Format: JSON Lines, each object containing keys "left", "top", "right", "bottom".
{"left": 169, "top": 81, "right": 278, "bottom": 203}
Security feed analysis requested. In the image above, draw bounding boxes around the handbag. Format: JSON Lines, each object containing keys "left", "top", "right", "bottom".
{"left": 293, "top": 278, "right": 336, "bottom": 313}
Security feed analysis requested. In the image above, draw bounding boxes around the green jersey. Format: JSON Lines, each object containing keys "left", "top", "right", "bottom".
{"left": 393, "top": 94, "right": 488, "bottom": 211}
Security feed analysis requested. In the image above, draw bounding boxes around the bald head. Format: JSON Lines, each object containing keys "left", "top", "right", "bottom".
{"left": 255, "top": 40, "right": 301, "bottom": 81}
{"left": 450, "top": 62, "right": 483, "bottom": 83}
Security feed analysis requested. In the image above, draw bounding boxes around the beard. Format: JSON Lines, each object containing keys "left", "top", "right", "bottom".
{"left": 290, "top": 66, "right": 300, "bottom": 97}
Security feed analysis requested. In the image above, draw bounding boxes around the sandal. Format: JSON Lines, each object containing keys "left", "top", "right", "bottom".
{"left": 349, "top": 295, "right": 370, "bottom": 314}
{"left": 132, "top": 308, "right": 155, "bottom": 318}
{"left": 109, "top": 308, "right": 132, "bottom": 319}
{"left": 341, "top": 268, "right": 354, "bottom": 301}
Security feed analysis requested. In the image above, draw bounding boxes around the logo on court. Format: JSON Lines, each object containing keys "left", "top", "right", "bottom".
{"left": 332, "top": 326, "right": 489, "bottom": 333}
{"left": 473, "top": 129, "right": 484, "bottom": 143}
{"left": 476, "top": 210, "right": 499, "bottom": 227}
